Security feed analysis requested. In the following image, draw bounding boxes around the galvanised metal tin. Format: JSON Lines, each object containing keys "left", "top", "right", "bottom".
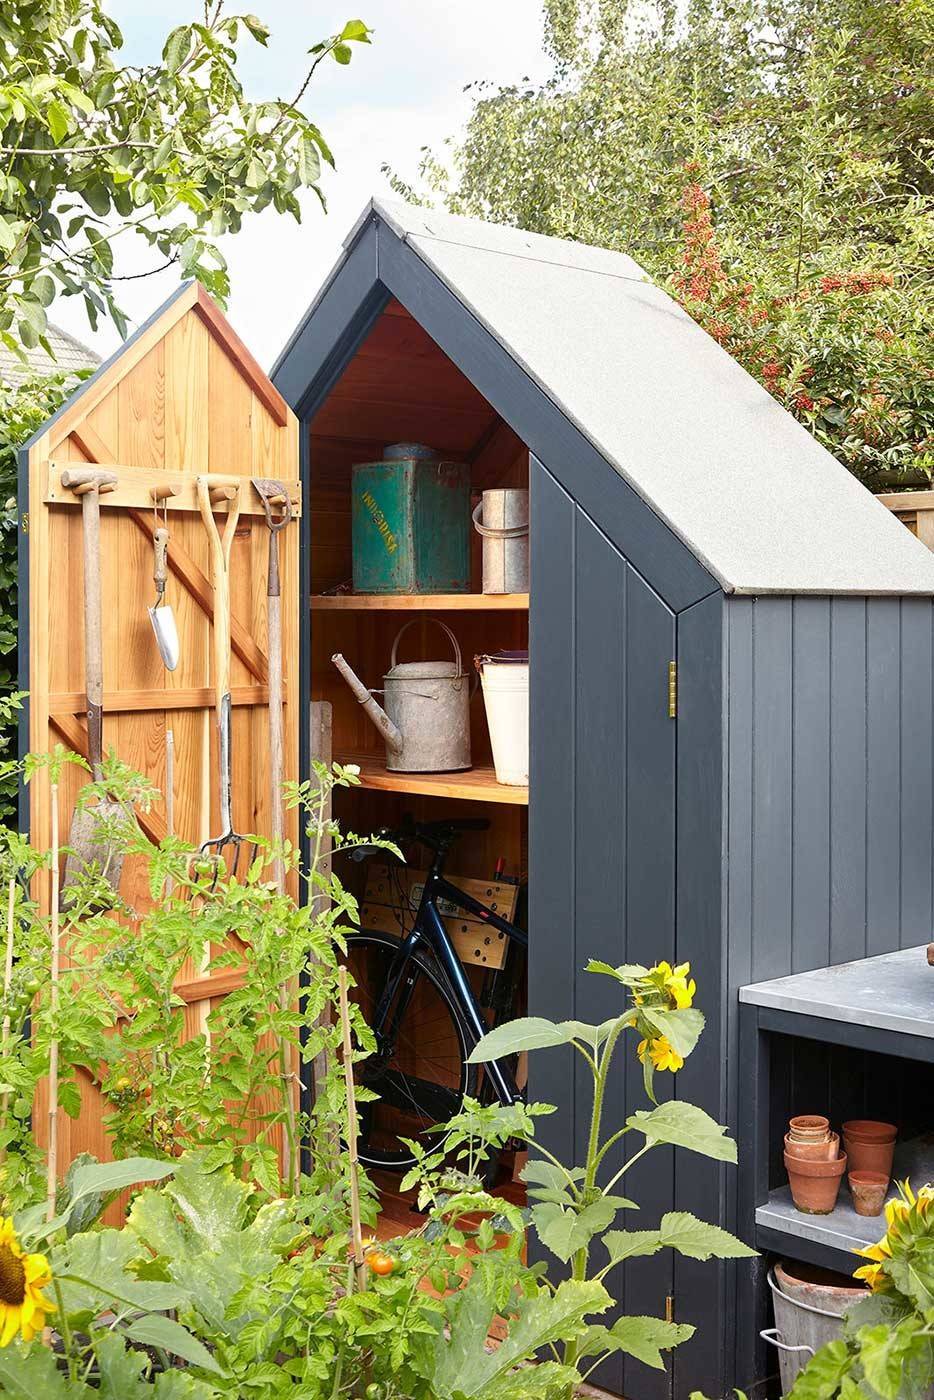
{"left": 351, "top": 451, "right": 470, "bottom": 594}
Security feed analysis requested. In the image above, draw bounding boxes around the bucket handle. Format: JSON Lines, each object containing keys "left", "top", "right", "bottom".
{"left": 391, "top": 617, "right": 464, "bottom": 677}
{"left": 472, "top": 501, "right": 529, "bottom": 540}
{"left": 760, "top": 1328, "right": 815, "bottom": 1359}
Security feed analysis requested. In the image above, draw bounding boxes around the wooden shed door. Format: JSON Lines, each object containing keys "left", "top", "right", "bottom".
{"left": 529, "top": 455, "right": 677, "bottom": 1400}
{"left": 24, "top": 283, "right": 301, "bottom": 1177}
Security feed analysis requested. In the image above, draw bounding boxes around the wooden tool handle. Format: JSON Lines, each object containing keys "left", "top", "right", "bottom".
{"left": 197, "top": 478, "right": 240, "bottom": 708}
{"left": 268, "top": 590, "right": 284, "bottom": 888}
{"left": 153, "top": 527, "right": 169, "bottom": 594}
{"left": 81, "top": 485, "right": 105, "bottom": 780}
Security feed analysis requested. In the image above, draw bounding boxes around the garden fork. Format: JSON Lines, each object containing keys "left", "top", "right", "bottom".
{"left": 197, "top": 476, "right": 250, "bottom": 881}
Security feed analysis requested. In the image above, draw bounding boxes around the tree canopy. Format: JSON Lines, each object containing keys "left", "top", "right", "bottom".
{"left": 0, "top": 1, "right": 370, "bottom": 357}
{"left": 406, "top": 0, "right": 933, "bottom": 485}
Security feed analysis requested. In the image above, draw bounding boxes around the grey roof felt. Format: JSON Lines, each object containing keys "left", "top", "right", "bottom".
{"left": 367, "top": 198, "right": 934, "bottom": 596}
{"left": 0, "top": 322, "right": 100, "bottom": 389}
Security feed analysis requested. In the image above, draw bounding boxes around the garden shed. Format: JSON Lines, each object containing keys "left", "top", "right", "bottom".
{"left": 20, "top": 198, "right": 934, "bottom": 1398}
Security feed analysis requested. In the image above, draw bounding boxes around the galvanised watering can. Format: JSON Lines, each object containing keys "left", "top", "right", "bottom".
{"left": 332, "top": 618, "right": 472, "bottom": 773}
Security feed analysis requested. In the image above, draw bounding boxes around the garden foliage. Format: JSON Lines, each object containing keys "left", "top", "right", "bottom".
{"left": 0, "top": 750, "right": 753, "bottom": 1394}
{"left": 402, "top": 0, "right": 934, "bottom": 486}
{"left": 0, "top": 1, "right": 370, "bottom": 355}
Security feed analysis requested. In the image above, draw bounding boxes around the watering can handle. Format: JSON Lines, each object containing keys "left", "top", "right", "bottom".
{"left": 390, "top": 617, "right": 464, "bottom": 676}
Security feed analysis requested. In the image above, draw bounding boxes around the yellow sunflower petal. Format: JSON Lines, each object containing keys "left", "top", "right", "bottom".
{"left": 0, "top": 1305, "right": 22, "bottom": 1348}
{"left": 23, "top": 1253, "right": 50, "bottom": 1285}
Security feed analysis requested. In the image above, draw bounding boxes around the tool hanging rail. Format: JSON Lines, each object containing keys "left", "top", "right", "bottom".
{"left": 45, "top": 461, "right": 303, "bottom": 516}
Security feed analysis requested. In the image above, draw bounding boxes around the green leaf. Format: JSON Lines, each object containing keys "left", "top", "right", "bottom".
{"left": 68, "top": 1155, "right": 175, "bottom": 1204}
{"left": 533, "top": 1199, "right": 622, "bottom": 1262}
{"left": 95, "top": 1332, "right": 148, "bottom": 1399}
{"left": 789, "top": 1340, "right": 851, "bottom": 1399}
{"left": 45, "top": 99, "right": 71, "bottom": 144}
{"left": 586, "top": 960, "right": 649, "bottom": 983}
{"left": 332, "top": 42, "right": 353, "bottom": 63}
{"left": 657, "top": 1211, "right": 756, "bottom": 1260}
{"left": 468, "top": 1017, "right": 573, "bottom": 1063}
{"left": 126, "top": 1315, "right": 225, "bottom": 1377}
{"left": 54, "top": 1228, "right": 188, "bottom": 1317}
{"left": 603, "top": 1229, "right": 664, "bottom": 1265}
{"left": 558, "top": 1017, "right": 624, "bottom": 1052}
{"left": 340, "top": 19, "right": 371, "bottom": 41}
{"left": 163, "top": 26, "right": 191, "bottom": 75}
{"left": 627, "top": 1101, "right": 737, "bottom": 1162}
{"left": 856, "top": 1320, "right": 934, "bottom": 1400}
{"left": 639, "top": 1007, "right": 705, "bottom": 1059}
{"left": 298, "top": 133, "right": 321, "bottom": 186}
{"left": 0, "top": 1343, "right": 72, "bottom": 1397}
{"left": 425, "top": 1276, "right": 611, "bottom": 1398}
{"left": 606, "top": 1316, "right": 695, "bottom": 1369}
{"left": 242, "top": 14, "right": 271, "bottom": 44}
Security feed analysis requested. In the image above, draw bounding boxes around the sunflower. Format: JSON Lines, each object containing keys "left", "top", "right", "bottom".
{"left": 658, "top": 960, "right": 697, "bottom": 1010}
{"left": 0, "top": 1218, "right": 54, "bottom": 1346}
{"left": 853, "top": 1234, "right": 891, "bottom": 1291}
{"left": 637, "top": 1035, "right": 684, "bottom": 1073}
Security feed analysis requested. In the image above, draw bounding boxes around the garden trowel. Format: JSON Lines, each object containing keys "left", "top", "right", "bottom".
{"left": 148, "top": 525, "right": 179, "bottom": 671}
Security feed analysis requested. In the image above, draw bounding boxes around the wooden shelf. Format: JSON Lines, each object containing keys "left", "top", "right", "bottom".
{"left": 312, "top": 593, "right": 528, "bottom": 612}
{"left": 344, "top": 754, "right": 528, "bottom": 805}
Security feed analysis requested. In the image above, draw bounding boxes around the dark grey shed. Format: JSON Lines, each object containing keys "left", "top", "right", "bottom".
{"left": 273, "top": 199, "right": 934, "bottom": 1398}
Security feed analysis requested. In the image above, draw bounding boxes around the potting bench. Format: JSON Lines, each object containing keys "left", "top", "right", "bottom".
{"left": 736, "top": 945, "right": 934, "bottom": 1382}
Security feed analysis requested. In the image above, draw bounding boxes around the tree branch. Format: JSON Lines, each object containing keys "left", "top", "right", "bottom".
{"left": 0, "top": 141, "right": 159, "bottom": 155}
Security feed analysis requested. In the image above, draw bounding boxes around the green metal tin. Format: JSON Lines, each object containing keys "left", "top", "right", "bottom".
{"left": 351, "top": 454, "right": 470, "bottom": 594}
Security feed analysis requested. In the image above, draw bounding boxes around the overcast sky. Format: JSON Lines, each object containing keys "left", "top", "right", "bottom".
{"left": 52, "top": 2, "right": 551, "bottom": 369}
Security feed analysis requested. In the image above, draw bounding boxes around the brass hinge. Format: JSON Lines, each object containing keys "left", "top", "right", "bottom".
{"left": 668, "top": 661, "right": 677, "bottom": 718}
{"left": 665, "top": 1294, "right": 674, "bottom": 1323}
{"left": 20, "top": 512, "right": 28, "bottom": 534}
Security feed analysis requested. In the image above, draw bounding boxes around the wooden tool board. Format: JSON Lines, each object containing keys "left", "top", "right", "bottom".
{"left": 21, "top": 282, "right": 301, "bottom": 1173}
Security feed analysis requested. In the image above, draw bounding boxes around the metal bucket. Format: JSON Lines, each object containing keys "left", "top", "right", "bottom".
{"left": 382, "top": 618, "right": 472, "bottom": 773}
{"left": 764, "top": 1263, "right": 865, "bottom": 1396}
{"left": 472, "top": 489, "right": 529, "bottom": 594}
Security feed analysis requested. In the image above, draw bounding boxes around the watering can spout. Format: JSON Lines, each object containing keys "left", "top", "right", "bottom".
{"left": 331, "top": 653, "right": 404, "bottom": 754}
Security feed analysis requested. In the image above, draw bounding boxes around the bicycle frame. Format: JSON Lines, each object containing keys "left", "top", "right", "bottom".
{"left": 369, "top": 860, "right": 528, "bottom": 1108}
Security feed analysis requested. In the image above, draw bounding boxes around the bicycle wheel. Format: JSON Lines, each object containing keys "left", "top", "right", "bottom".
{"left": 343, "top": 929, "right": 478, "bottom": 1170}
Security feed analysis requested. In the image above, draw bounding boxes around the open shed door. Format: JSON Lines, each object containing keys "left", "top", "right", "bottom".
{"left": 20, "top": 282, "right": 301, "bottom": 1173}
{"left": 529, "top": 454, "right": 677, "bottom": 1400}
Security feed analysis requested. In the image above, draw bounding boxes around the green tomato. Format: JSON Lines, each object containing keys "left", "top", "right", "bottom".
{"left": 365, "top": 1386, "right": 382, "bottom": 1400}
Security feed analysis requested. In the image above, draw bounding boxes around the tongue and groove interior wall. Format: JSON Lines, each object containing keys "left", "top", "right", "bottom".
{"left": 22, "top": 282, "right": 300, "bottom": 1172}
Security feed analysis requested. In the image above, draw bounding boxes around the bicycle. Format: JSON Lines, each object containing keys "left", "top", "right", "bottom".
{"left": 340, "top": 816, "right": 528, "bottom": 1171}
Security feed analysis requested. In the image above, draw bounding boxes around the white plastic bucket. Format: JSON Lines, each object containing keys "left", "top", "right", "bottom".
{"left": 479, "top": 659, "right": 529, "bottom": 786}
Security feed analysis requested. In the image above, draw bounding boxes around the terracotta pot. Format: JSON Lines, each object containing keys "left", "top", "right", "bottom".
{"left": 849, "top": 1171, "right": 889, "bottom": 1218}
{"left": 785, "top": 1150, "right": 847, "bottom": 1215}
{"left": 788, "top": 1115, "right": 831, "bottom": 1143}
{"left": 843, "top": 1122, "right": 896, "bottom": 1178}
{"left": 784, "top": 1131, "right": 839, "bottom": 1161}
{"left": 842, "top": 1120, "right": 896, "bottom": 1143}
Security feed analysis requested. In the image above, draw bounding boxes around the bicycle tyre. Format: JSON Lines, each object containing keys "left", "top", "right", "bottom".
{"left": 342, "top": 929, "right": 478, "bottom": 1171}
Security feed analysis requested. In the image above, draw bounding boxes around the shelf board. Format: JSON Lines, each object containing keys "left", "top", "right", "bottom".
{"left": 344, "top": 754, "right": 528, "bottom": 805}
{"left": 311, "top": 593, "right": 528, "bottom": 611}
{"left": 756, "top": 1135, "right": 934, "bottom": 1265}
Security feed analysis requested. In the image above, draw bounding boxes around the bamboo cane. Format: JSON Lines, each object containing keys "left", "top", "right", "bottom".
{"left": 47, "top": 780, "right": 61, "bottom": 1223}
{"left": 337, "top": 966, "right": 366, "bottom": 1291}
{"left": 0, "top": 879, "right": 16, "bottom": 1170}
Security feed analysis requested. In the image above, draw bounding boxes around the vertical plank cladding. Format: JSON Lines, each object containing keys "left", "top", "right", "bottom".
{"left": 865, "top": 599, "right": 901, "bottom": 955}
{"left": 900, "top": 598, "right": 934, "bottom": 945}
{"left": 728, "top": 594, "right": 934, "bottom": 989}
{"left": 528, "top": 457, "right": 576, "bottom": 1150}
{"left": 674, "top": 591, "right": 727, "bottom": 1398}
{"left": 751, "top": 599, "right": 794, "bottom": 982}
{"left": 791, "top": 599, "right": 831, "bottom": 971}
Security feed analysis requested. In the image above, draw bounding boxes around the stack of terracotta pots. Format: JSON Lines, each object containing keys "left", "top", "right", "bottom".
{"left": 784, "top": 1116, "right": 846, "bottom": 1215}
{"left": 843, "top": 1120, "right": 896, "bottom": 1218}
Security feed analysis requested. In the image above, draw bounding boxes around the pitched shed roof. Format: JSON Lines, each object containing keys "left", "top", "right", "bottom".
{"left": 285, "top": 197, "right": 934, "bottom": 596}
{"left": 0, "top": 322, "right": 100, "bottom": 389}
